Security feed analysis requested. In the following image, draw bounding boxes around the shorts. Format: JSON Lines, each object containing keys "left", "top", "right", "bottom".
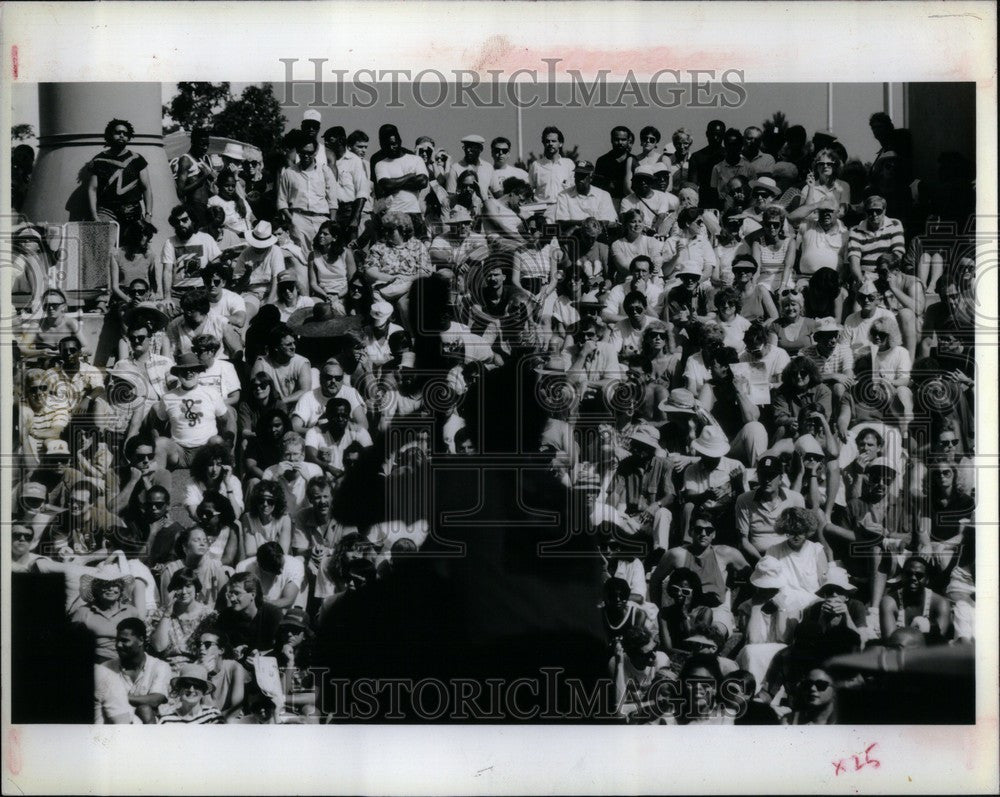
{"left": 160, "top": 437, "right": 203, "bottom": 468}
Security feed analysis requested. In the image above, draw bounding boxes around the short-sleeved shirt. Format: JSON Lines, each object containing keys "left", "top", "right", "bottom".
{"left": 293, "top": 385, "right": 365, "bottom": 429}
{"left": 89, "top": 150, "right": 148, "bottom": 214}
{"left": 208, "top": 289, "right": 247, "bottom": 324}
{"left": 162, "top": 232, "right": 222, "bottom": 292}
{"left": 251, "top": 354, "right": 313, "bottom": 400}
{"left": 841, "top": 308, "right": 900, "bottom": 357}
{"left": 798, "top": 219, "right": 847, "bottom": 275}
{"left": 374, "top": 154, "right": 429, "bottom": 214}
{"left": 154, "top": 385, "right": 227, "bottom": 447}
{"left": 70, "top": 603, "right": 142, "bottom": 662}
{"left": 847, "top": 217, "right": 906, "bottom": 273}
{"left": 529, "top": 156, "right": 576, "bottom": 204}
{"left": 103, "top": 654, "right": 172, "bottom": 700}
{"left": 684, "top": 458, "right": 746, "bottom": 513}
{"left": 554, "top": 186, "right": 617, "bottom": 224}
{"left": 94, "top": 664, "right": 137, "bottom": 724}
{"left": 304, "top": 424, "right": 373, "bottom": 470}
{"left": 166, "top": 314, "right": 230, "bottom": 359}
{"left": 735, "top": 488, "right": 806, "bottom": 554}
{"left": 235, "top": 556, "right": 306, "bottom": 604}
{"left": 199, "top": 359, "right": 241, "bottom": 402}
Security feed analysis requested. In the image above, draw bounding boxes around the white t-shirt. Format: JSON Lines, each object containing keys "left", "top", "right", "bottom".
{"left": 198, "top": 359, "right": 241, "bottom": 402}
{"left": 208, "top": 289, "right": 247, "bottom": 325}
{"left": 235, "top": 556, "right": 306, "bottom": 605}
{"left": 529, "top": 156, "right": 576, "bottom": 204}
{"left": 490, "top": 164, "right": 530, "bottom": 196}
{"left": 619, "top": 190, "right": 679, "bottom": 228}
{"left": 261, "top": 461, "right": 324, "bottom": 515}
{"left": 162, "top": 232, "right": 222, "bottom": 291}
{"left": 304, "top": 424, "right": 374, "bottom": 470}
{"left": 154, "top": 385, "right": 227, "bottom": 447}
{"left": 374, "top": 154, "right": 429, "bottom": 214}
{"left": 292, "top": 385, "right": 365, "bottom": 430}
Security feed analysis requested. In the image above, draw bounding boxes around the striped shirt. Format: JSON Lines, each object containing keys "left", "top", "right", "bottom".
{"left": 158, "top": 705, "right": 224, "bottom": 724}
{"left": 847, "top": 217, "right": 905, "bottom": 273}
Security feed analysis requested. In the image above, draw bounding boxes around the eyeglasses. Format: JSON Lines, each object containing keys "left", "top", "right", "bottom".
{"left": 68, "top": 498, "right": 89, "bottom": 507}
{"left": 133, "top": 452, "right": 155, "bottom": 462}
{"left": 641, "top": 136, "right": 658, "bottom": 143}
{"left": 857, "top": 294, "right": 876, "bottom": 303}
{"left": 815, "top": 161, "right": 835, "bottom": 167}
{"left": 938, "top": 438, "right": 959, "bottom": 447}
{"left": 435, "top": 156, "right": 448, "bottom": 163}
{"left": 259, "top": 497, "right": 276, "bottom": 506}
{"left": 669, "top": 585, "right": 694, "bottom": 597}
{"left": 145, "top": 500, "right": 167, "bottom": 509}
{"left": 692, "top": 525, "right": 715, "bottom": 535}
{"left": 649, "top": 332, "right": 668, "bottom": 339}
{"left": 198, "top": 640, "right": 219, "bottom": 649}
{"left": 801, "top": 679, "right": 831, "bottom": 691}
{"left": 322, "top": 373, "right": 344, "bottom": 381}
{"left": 128, "top": 333, "right": 149, "bottom": 343}
{"left": 29, "top": 385, "right": 49, "bottom": 393}
{"left": 12, "top": 531, "right": 33, "bottom": 541}
{"left": 780, "top": 288, "right": 800, "bottom": 297}
{"left": 207, "top": 278, "right": 225, "bottom": 287}
{"left": 720, "top": 300, "right": 738, "bottom": 308}
{"left": 176, "top": 368, "right": 200, "bottom": 377}
{"left": 492, "top": 147, "right": 510, "bottom": 154}
{"left": 866, "top": 208, "right": 885, "bottom": 216}
{"left": 752, "top": 190, "right": 771, "bottom": 198}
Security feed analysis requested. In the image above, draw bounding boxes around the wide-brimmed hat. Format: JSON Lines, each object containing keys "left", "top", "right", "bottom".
{"left": 684, "top": 633, "right": 719, "bottom": 649}
{"left": 287, "top": 303, "right": 363, "bottom": 339}
{"left": 675, "top": 262, "right": 702, "bottom": 279}
{"left": 749, "top": 176, "right": 780, "bottom": 197}
{"left": 691, "top": 425, "right": 729, "bottom": 457}
{"left": 794, "top": 433, "right": 825, "bottom": 459}
{"left": 221, "top": 142, "right": 245, "bottom": 161}
{"left": 867, "top": 456, "right": 898, "bottom": 480}
{"left": 816, "top": 565, "right": 857, "bottom": 597}
{"left": 812, "top": 317, "right": 841, "bottom": 337}
{"left": 749, "top": 555, "right": 784, "bottom": 589}
{"left": 816, "top": 196, "right": 839, "bottom": 213}
{"left": 443, "top": 206, "right": 473, "bottom": 225}
{"left": 658, "top": 388, "right": 699, "bottom": 416}
{"left": 629, "top": 424, "right": 662, "bottom": 451}
{"left": 171, "top": 662, "right": 215, "bottom": 694}
{"left": 170, "top": 351, "right": 206, "bottom": 374}
{"left": 79, "top": 560, "right": 135, "bottom": 603}
{"left": 370, "top": 300, "right": 394, "bottom": 326}
{"left": 246, "top": 221, "right": 277, "bottom": 249}
{"left": 123, "top": 301, "right": 170, "bottom": 334}
{"left": 106, "top": 361, "right": 144, "bottom": 389}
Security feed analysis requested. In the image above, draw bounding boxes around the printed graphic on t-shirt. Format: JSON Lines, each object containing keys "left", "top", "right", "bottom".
{"left": 179, "top": 398, "right": 204, "bottom": 427}
{"left": 173, "top": 244, "right": 207, "bottom": 281}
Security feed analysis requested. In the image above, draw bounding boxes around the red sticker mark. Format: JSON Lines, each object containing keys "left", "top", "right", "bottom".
{"left": 11, "top": 45, "right": 18, "bottom": 79}
{"left": 6, "top": 727, "right": 22, "bottom": 775}
{"left": 833, "top": 742, "right": 880, "bottom": 776}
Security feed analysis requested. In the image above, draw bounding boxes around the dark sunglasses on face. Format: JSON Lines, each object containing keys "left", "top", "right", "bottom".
{"left": 145, "top": 500, "right": 167, "bottom": 509}
{"left": 780, "top": 288, "right": 800, "bottom": 297}
{"left": 207, "top": 278, "right": 225, "bottom": 287}
{"left": 692, "top": 525, "right": 715, "bottom": 535}
{"left": 29, "top": 385, "right": 49, "bottom": 392}
{"left": 801, "top": 679, "right": 831, "bottom": 691}
{"left": 199, "top": 640, "right": 218, "bottom": 649}
{"left": 259, "top": 497, "right": 276, "bottom": 506}
{"left": 492, "top": 147, "right": 510, "bottom": 154}
{"left": 866, "top": 208, "right": 885, "bottom": 216}
{"left": 128, "top": 333, "right": 149, "bottom": 343}
{"left": 12, "top": 531, "right": 34, "bottom": 541}
{"left": 938, "top": 438, "right": 959, "bottom": 447}
{"left": 857, "top": 294, "right": 876, "bottom": 303}
{"left": 130, "top": 286, "right": 148, "bottom": 295}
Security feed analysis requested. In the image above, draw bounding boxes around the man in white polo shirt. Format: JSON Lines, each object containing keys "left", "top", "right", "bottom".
{"left": 791, "top": 195, "right": 848, "bottom": 276}
{"left": 291, "top": 358, "right": 368, "bottom": 432}
{"left": 529, "top": 126, "right": 575, "bottom": 209}
{"left": 446, "top": 134, "right": 494, "bottom": 202}
{"left": 553, "top": 160, "right": 617, "bottom": 233}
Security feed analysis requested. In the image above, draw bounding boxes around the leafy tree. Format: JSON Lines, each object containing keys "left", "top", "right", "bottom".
{"left": 11, "top": 123, "right": 35, "bottom": 141}
{"left": 163, "top": 82, "right": 231, "bottom": 133}
{"left": 212, "top": 83, "right": 287, "bottom": 155}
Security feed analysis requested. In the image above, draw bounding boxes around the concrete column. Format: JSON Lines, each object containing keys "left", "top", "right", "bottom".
{"left": 21, "top": 82, "right": 178, "bottom": 255}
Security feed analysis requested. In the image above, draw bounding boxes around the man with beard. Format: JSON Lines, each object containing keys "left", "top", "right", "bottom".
{"left": 159, "top": 205, "right": 221, "bottom": 307}
{"left": 529, "top": 126, "right": 576, "bottom": 210}
{"left": 593, "top": 125, "right": 636, "bottom": 207}
{"left": 86, "top": 118, "right": 153, "bottom": 227}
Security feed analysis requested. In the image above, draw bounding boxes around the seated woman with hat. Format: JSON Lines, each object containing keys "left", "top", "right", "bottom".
{"left": 730, "top": 255, "right": 778, "bottom": 324}
{"left": 157, "top": 663, "right": 224, "bottom": 724}
{"left": 69, "top": 558, "right": 143, "bottom": 662}
{"left": 233, "top": 220, "right": 284, "bottom": 321}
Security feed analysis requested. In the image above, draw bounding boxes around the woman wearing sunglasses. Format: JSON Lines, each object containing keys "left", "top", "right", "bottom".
{"left": 783, "top": 666, "right": 838, "bottom": 725}
{"left": 240, "top": 480, "right": 292, "bottom": 559}
{"left": 751, "top": 204, "right": 796, "bottom": 294}
{"left": 195, "top": 492, "right": 241, "bottom": 567}
{"left": 801, "top": 148, "right": 850, "bottom": 218}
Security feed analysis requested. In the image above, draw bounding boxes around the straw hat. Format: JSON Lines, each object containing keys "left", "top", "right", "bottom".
{"left": 286, "top": 304, "right": 363, "bottom": 339}
{"left": 749, "top": 176, "right": 780, "bottom": 197}
{"left": 246, "top": 221, "right": 277, "bottom": 249}
{"left": 629, "top": 423, "right": 662, "bottom": 451}
{"left": 658, "top": 388, "right": 699, "bottom": 416}
{"left": 79, "top": 560, "right": 135, "bottom": 604}
{"left": 221, "top": 142, "right": 245, "bottom": 161}
{"left": 749, "top": 555, "right": 784, "bottom": 589}
{"left": 170, "top": 663, "right": 215, "bottom": 694}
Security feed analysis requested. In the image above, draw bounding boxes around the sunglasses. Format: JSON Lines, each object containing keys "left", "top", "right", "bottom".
{"left": 938, "top": 438, "right": 959, "bottom": 447}
{"left": 857, "top": 294, "right": 876, "bottom": 303}
{"left": 29, "top": 385, "right": 50, "bottom": 392}
{"left": 206, "top": 278, "right": 225, "bottom": 287}
{"left": 780, "top": 288, "right": 800, "bottom": 297}
{"left": 133, "top": 451, "right": 155, "bottom": 463}
{"left": 145, "top": 500, "right": 167, "bottom": 509}
{"left": 815, "top": 161, "right": 834, "bottom": 167}
{"left": 764, "top": 221, "right": 782, "bottom": 228}
{"left": 322, "top": 373, "right": 344, "bottom": 381}
{"left": 435, "top": 155, "right": 448, "bottom": 162}
{"left": 12, "top": 531, "right": 33, "bottom": 541}
{"left": 259, "top": 497, "right": 276, "bottom": 506}
{"left": 128, "top": 333, "right": 149, "bottom": 342}
{"left": 801, "top": 679, "right": 831, "bottom": 691}
{"left": 492, "top": 147, "right": 510, "bottom": 154}
{"left": 669, "top": 585, "right": 694, "bottom": 597}
{"left": 720, "top": 300, "right": 738, "bottom": 308}
{"left": 198, "top": 640, "right": 219, "bottom": 649}
{"left": 176, "top": 368, "right": 200, "bottom": 376}
{"left": 641, "top": 136, "right": 658, "bottom": 143}
{"left": 866, "top": 208, "right": 885, "bottom": 216}
{"left": 130, "top": 286, "right": 149, "bottom": 295}
{"left": 692, "top": 525, "right": 716, "bottom": 535}
{"left": 649, "top": 332, "right": 668, "bottom": 339}
{"left": 752, "top": 190, "right": 771, "bottom": 198}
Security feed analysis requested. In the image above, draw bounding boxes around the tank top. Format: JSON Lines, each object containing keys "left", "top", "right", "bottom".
{"left": 757, "top": 238, "right": 791, "bottom": 291}
{"left": 682, "top": 546, "right": 728, "bottom": 604}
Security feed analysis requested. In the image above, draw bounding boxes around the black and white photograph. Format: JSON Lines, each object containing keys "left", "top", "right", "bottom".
{"left": 1, "top": 2, "right": 997, "bottom": 794}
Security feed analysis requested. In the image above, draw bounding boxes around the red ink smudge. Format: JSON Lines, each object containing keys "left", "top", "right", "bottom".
{"left": 11, "top": 45, "right": 18, "bottom": 80}
{"left": 6, "top": 727, "right": 22, "bottom": 775}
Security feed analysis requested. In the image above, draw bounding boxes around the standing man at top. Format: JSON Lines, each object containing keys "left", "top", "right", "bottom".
{"left": 488, "top": 136, "right": 529, "bottom": 198}
{"left": 323, "top": 126, "right": 368, "bottom": 244}
{"left": 86, "top": 118, "right": 153, "bottom": 227}
{"left": 447, "top": 135, "right": 494, "bottom": 202}
{"left": 293, "top": 109, "right": 327, "bottom": 167}
{"left": 594, "top": 126, "right": 636, "bottom": 209}
{"left": 174, "top": 128, "right": 215, "bottom": 225}
{"left": 529, "top": 126, "right": 576, "bottom": 210}
{"left": 743, "top": 126, "right": 776, "bottom": 179}
{"left": 373, "top": 125, "right": 429, "bottom": 233}
{"left": 689, "top": 120, "right": 727, "bottom": 201}
{"left": 277, "top": 131, "right": 338, "bottom": 256}
{"left": 710, "top": 128, "right": 753, "bottom": 211}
